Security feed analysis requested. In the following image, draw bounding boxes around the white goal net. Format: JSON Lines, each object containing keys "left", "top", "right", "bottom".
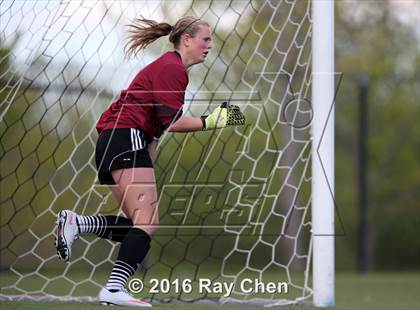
{"left": 0, "top": 0, "right": 316, "bottom": 306}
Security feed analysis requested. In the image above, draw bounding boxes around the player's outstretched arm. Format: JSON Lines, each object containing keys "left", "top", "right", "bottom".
{"left": 167, "top": 116, "right": 203, "bottom": 132}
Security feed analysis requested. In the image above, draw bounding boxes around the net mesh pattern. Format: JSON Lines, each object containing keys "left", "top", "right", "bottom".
{"left": 0, "top": 0, "right": 313, "bottom": 305}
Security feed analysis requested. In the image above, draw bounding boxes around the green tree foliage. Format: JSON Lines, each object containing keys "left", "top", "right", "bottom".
{"left": 335, "top": 1, "right": 420, "bottom": 270}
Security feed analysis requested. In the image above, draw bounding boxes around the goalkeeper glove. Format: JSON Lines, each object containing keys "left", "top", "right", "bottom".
{"left": 201, "top": 102, "right": 246, "bottom": 130}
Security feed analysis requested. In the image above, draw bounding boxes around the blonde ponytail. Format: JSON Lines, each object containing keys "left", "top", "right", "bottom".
{"left": 124, "top": 18, "right": 173, "bottom": 58}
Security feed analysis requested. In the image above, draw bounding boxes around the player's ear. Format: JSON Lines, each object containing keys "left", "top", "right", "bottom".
{"left": 181, "top": 33, "right": 192, "bottom": 47}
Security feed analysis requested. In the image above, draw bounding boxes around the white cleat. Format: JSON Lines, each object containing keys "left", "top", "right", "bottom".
{"left": 99, "top": 287, "right": 152, "bottom": 307}
{"left": 55, "top": 210, "right": 79, "bottom": 261}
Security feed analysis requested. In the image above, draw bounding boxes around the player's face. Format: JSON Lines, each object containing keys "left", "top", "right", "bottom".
{"left": 189, "top": 25, "right": 212, "bottom": 65}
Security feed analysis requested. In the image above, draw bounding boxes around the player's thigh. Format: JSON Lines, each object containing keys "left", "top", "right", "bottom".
{"left": 109, "top": 185, "right": 124, "bottom": 210}
{"left": 111, "top": 168, "right": 159, "bottom": 234}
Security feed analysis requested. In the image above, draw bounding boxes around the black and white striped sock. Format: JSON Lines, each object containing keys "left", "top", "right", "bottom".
{"left": 105, "top": 227, "right": 151, "bottom": 292}
{"left": 77, "top": 215, "right": 133, "bottom": 242}
{"left": 105, "top": 260, "right": 136, "bottom": 292}
{"left": 77, "top": 215, "right": 106, "bottom": 236}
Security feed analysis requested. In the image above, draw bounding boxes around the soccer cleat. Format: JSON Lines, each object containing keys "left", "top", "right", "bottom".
{"left": 99, "top": 287, "right": 152, "bottom": 307}
{"left": 55, "top": 210, "right": 79, "bottom": 261}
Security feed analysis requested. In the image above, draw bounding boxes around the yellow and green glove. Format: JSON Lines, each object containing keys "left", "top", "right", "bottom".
{"left": 201, "top": 102, "right": 246, "bottom": 130}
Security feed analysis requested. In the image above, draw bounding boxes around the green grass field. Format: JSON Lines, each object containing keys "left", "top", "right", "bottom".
{"left": 1, "top": 272, "right": 419, "bottom": 310}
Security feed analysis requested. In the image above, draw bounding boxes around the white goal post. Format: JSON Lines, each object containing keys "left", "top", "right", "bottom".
{"left": 311, "top": 0, "right": 335, "bottom": 307}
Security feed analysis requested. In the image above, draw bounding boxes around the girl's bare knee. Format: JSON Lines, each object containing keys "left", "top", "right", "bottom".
{"left": 133, "top": 224, "right": 157, "bottom": 237}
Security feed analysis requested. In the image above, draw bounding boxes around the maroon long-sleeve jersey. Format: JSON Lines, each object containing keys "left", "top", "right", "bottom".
{"left": 96, "top": 51, "right": 188, "bottom": 143}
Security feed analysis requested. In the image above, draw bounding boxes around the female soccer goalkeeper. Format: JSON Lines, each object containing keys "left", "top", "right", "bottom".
{"left": 54, "top": 16, "right": 245, "bottom": 307}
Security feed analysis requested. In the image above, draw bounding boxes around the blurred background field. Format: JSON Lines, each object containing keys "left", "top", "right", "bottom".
{"left": 1, "top": 0, "right": 419, "bottom": 307}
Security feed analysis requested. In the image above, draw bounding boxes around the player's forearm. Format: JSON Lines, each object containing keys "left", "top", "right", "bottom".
{"left": 167, "top": 116, "right": 203, "bottom": 132}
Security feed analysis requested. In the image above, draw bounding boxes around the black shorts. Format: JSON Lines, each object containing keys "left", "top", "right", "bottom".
{"left": 95, "top": 128, "right": 153, "bottom": 185}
